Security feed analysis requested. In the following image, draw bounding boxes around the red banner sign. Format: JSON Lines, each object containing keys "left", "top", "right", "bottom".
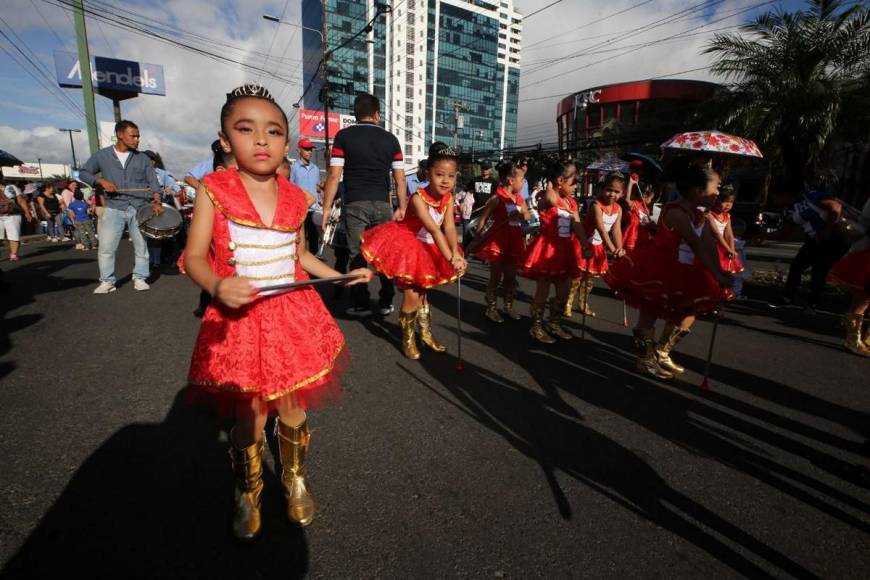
{"left": 299, "top": 108, "right": 340, "bottom": 138}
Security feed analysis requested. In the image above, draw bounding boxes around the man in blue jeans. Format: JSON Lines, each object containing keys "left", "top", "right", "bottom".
{"left": 321, "top": 93, "right": 407, "bottom": 316}
{"left": 79, "top": 120, "right": 162, "bottom": 294}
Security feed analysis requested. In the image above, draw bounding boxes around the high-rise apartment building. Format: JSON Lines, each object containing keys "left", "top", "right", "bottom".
{"left": 301, "top": 0, "right": 522, "bottom": 166}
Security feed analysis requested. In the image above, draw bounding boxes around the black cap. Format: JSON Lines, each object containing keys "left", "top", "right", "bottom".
{"left": 480, "top": 161, "right": 492, "bottom": 170}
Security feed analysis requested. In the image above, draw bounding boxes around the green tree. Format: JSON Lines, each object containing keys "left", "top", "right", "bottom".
{"left": 705, "top": 0, "right": 870, "bottom": 190}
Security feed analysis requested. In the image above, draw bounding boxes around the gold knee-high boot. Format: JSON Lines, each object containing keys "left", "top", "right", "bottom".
{"left": 844, "top": 314, "right": 870, "bottom": 356}
{"left": 484, "top": 287, "right": 504, "bottom": 323}
{"left": 529, "top": 302, "right": 556, "bottom": 344}
{"left": 546, "top": 297, "right": 573, "bottom": 340}
{"left": 502, "top": 285, "right": 522, "bottom": 320}
{"left": 565, "top": 278, "right": 581, "bottom": 317}
{"left": 276, "top": 417, "right": 316, "bottom": 527}
{"left": 399, "top": 310, "right": 421, "bottom": 359}
{"left": 635, "top": 328, "right": 673, "bottom": 379}
{"left": 229, "top": 432, "right": 265, "bottom": 541}
{"left": 656, "top": 322, "right": 691, "bottom": 373}
{"left": 577, "top": 278, "right": 596, "bottom": 317}
{"left": 417, "top": 303, "right": 446, "bottom": 352}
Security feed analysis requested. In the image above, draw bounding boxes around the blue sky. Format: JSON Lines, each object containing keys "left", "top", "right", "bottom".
{"left": 1, "top": 0, "right": 811, "bottom": 174}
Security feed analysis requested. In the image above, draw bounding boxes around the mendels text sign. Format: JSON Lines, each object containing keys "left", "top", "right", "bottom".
{"left": 54, "top": 51, "right": 166, "bottom": 96}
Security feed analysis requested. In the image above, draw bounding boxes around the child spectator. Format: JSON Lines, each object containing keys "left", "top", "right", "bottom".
{"left": 67, "top": 191, "right": 96, "bottom": 250}
{"left": 731, "top": 218, "right": 750, "bottom": 300}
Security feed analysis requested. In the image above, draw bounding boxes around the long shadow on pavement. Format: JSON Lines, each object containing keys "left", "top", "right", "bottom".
{"left": 0, "top": 392, "right": 309, "bottom": 580}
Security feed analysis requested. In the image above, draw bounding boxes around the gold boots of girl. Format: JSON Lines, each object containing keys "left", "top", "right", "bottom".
{"left": 228, "top": 417, "right": 316, "bottom": 541}
{"left": 399, "top": 304, "right": 447, "bottom": 359}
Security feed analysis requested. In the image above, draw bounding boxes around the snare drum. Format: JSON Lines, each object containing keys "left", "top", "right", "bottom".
{"left": 137, "top": 204, "right": 183, "bottom": 239}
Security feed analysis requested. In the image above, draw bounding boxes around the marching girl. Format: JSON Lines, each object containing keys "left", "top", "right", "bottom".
{"left": 184, "top": 84, "right": 372, "bottom": 540}
{"left": 473, "top": 160, "right": 531, "bottom": 323}
{"left": 620, "top": 175, "right": 655, "bottom": 253}
{"left": 828, "top": 198, "right": 870, "bottom": 356}
{"left": 520, "top": 160, "right": 592, "bottom": 343}
{"left": 707, "top": 185, "right": 744, "bottom": 276}
{"left": 604, "top": 165, "right": 733, "bottom": 379}
{"left": 360, "top": 143, "right": 467, "bottom": 360}
{"left": 568, "top": 173, "right": 626, "bottom": 318}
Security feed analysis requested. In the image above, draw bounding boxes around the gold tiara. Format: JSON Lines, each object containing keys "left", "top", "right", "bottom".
{"left": 432, "top": 145, "right": 457, "bottom": 157}
{"left": 227, "top": 83, "right": 275, "bottom": 102}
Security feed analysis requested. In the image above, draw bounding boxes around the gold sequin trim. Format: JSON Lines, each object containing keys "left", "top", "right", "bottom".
{"left": 229, "top": 239, "right": 294, "bottom": 250}
{"left": 243, "top": 271, "right": 297, "bottom": 281}
{"left": 231, "top": 253, "right": 298, "bottom": 266}
{"left": 203, "top": 184, "right": 305, "bottom": 232}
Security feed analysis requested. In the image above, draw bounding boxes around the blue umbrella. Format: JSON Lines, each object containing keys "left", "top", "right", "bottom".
{"left": 621, "top": 152, "right": 663, "bottom": 173}
{"left": 0, "top": 149, "right": 24, "bottom": 168}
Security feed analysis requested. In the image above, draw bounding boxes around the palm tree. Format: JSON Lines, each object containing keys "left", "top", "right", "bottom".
{"left": 705, "top": 0, "right": 870, "bottom": 191}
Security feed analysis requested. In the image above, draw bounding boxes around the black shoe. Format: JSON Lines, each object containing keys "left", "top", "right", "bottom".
{"left": 768, "top": 296, "right": 794, "bottom": 309}
{"left": 378, "top": 304, "right": 395, "bottom": 316}
{"left": 346, "top": 306, "right": 372, "bottom": 317}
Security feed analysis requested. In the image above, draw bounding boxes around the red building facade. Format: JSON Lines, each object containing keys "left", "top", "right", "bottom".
{"left": 557, "top": 79, "right": 720, "bottom": 153}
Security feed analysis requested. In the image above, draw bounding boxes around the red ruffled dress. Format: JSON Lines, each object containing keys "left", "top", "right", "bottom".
{"left": 622, "top": 199, "right": 653, "bottom": 252}
{"left": 473, "top": 186, "right": 527, "bottom": 267}
{"left": 709, "top": 211, "right": 744, "bottom": 273}
{"left": 520, "top": 195, "right": 582, "bottom": 279}
{"left": 188, "top": 169, "right": 345, "bottom": 410}
{"left": 829, "top": 245, "right": 870, "bottom": 291}
{"left": 604, "top": 202, "right": 732, "bottom": 321}
{"left": 578, "top": 200, "right": 620, "bottom": 276}
{"left": 360, "top": 189, "right": 460, "bottom": 290}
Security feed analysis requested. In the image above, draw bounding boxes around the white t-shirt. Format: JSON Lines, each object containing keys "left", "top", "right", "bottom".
{"left": 114, "top": 148, "right": 131, "bottom": 167}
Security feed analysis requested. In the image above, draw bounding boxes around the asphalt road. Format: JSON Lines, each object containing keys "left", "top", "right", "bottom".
{"left": 1, "top": 240, "right": 868, "bottom": 579}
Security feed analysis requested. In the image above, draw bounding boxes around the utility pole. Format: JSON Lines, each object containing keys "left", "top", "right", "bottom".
{"left": 59, "top": 128, "right": 82, "bottom": 169}
{"left": 321, "top": 0, "right": 331, "bottom": 158}
{"left": 452, "top": 101, "right": 467, "bottom": 150}
{"left": 72, "top": 0, "right": 100, "bottom": 155}
{"left": 37, "top": 158, "right": 44, "bottom": 179}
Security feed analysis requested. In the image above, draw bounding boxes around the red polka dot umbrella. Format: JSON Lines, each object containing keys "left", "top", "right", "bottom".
{"left": 661, "top": 131, "right": 763, "bottom": 158}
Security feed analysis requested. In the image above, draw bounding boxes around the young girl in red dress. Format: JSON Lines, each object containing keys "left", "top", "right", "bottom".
{"left": 184, "top": 84, "right": 372, "bottom": 541}
{"left": 520, "top": 160, "right": 591, "bottom": 343}
{"left": 707, "top": 186, "right": 743, "bottom": 275}
{"left": 620, "top": 174, "right": 654, "bottom": 253}
{"left": 360, "top": 143, "right": 467, "bottom": 360}
{"left": 473, "top": 160, "right": 530, "bottom": 323}
{"left": 604, "top": 165, "right": 733, "bottom": 379}
{"left": 828, "top": 199, "right": 870, "bottom": 356}
{"left": 569, "top": 173, "right": 626, "bottom": 318}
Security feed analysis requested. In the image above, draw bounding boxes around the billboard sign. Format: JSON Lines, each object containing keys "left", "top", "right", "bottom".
{"left": 299, "top": 109, "right": 355, "bottom": 138}
{"left": 53, "top": 51, "right": 166, "bottom": 96}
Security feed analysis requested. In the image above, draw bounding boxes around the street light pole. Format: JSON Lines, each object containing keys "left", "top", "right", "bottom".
{"left": 59, "top": 128, "right": 82, "bottom": 169}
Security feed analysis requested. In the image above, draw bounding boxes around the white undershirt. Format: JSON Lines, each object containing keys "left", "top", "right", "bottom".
{"left": 114, "top": 148, "right": 131, "bottom": 167}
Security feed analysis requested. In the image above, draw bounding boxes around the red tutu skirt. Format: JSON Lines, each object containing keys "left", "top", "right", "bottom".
{"left": 474, "top": 224, "right": 526, "bottom": 267}
{"left": 188, "top": 287, "right": 345, "bottom": 413}
{"left": 717, "top": 245, "right": 744, "bottom": 273}
{"left": 578, "top": 244, "right": 609, "bottom": 276}
{"left": 520, "top": 234, "right": 581, "bottom": 279}
{"left": 360, "top": 221, "right": 459, "bottom": 289}
{"left": 604, "top": 249, "right": 732, "bottom": 322}
{"left": 829, "top": 247, "right": 870, "bottom": 291}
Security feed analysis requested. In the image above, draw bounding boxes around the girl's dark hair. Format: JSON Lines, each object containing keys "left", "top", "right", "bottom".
{"left": 73, "top": 190, "right": 84, "bottom": 200}
{"left": 544, "top": 159, "right": 576, "bottom": 183}
{"left": 676, "top": 164, "right": 718, "bottom": 196}
{"left": 496, "top": 160, "right": 520, "bottom": 185}
{"left": 717, "top": 183, "right": 736, "bottom": 202}
{"left": 601, "top": 171, "right": 627, "bottom": 191}
{"left": 427, "top": 141, "right": 458, "bottom": 166}
{"left": 220, "top": 84, "right": 288, "bottom": 135}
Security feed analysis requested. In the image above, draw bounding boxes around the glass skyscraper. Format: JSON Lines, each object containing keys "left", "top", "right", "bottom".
{"left": 301, "top": 0, "right": 522, "bottom": 166}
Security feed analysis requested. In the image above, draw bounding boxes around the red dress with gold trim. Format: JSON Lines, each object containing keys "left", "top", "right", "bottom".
{"left": 709, "top": 211, "right": 744, "bottom": 273}
{"left": 829, "top": 246, "right": 870, "bottom": 291}
{"left": 188, "top": 169, "right": 345, "bottom": 410}
{"left": 578, "top": 200, "right": 620, "bottom": 275}
{"left": 520, "top": 195, "right": 582, "bottom": 279}
{"left": 622, "top": 199, "right": 653, "bottom": 252}
{"left": 604, "top": 202, "right": 732, "bottom": 321}
{"left": 360, "top": 188, "right": 460, "bottom": 290}
{"left": 473, "top": 186, "right": 527, "bottom": 267}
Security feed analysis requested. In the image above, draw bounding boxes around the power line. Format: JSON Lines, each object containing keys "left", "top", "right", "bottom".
{"left": 524, "top": 0, "right": 565, "bottom": 19}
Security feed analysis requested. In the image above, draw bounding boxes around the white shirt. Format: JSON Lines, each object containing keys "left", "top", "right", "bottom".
{"left": 114, "top": 148, "right": 131, "bottom": 167}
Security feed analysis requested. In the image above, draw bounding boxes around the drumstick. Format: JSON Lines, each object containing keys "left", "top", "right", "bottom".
{"left": 115, "top": 188, "right": 152, "bottom": 192}
{"left": 258, "top": 273, "right": 364, "bottom": 292}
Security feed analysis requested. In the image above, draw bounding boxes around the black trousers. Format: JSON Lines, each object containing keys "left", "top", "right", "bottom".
{"left": 783, "top": 237, "right": 849, "bottom": 306}
{"left": 304, "top": 212, "right": 320, "bottom": 254}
